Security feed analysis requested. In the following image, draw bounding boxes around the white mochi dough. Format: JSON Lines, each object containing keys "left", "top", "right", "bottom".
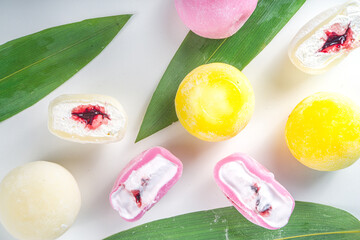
{"left": 0, "top": 161, "right": 81, "bottom": 240}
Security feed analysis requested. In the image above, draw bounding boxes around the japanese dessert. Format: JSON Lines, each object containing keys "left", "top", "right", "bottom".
{"left": 175, "top": 63, "right": 254, "bottom": 142}
{"left": 109, "top": 147, "right": 183, "bottom": 221}
{"left": 48, "top": 94, "right": 127, "bottom": 143}
{"left": 175, "top": 0, "right": 258, "bottom": 39}
{"left": 285, "top": 92, "right": 360, "bottom": 171}
{"left": 0, "top": 161, "right": 81, "bottom": 240}
{"left": 289, "top": 1, "right": 360, "bottom": 74}
{"left": 214, "top": 153, "right": 295, "bottom": 230}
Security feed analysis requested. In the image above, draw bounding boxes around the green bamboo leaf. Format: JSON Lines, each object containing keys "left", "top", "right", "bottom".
{"left": 105, "top": 201, "right": 360, "bottom": 240}
{"left": 0, "top": 15, "right": 131, "bottom": 122}
{"left": 136, "top": 0, "right": 306, "bottom": 142}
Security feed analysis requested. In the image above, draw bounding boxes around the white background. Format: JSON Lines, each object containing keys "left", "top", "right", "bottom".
{"left": 0, "top": 0, "right": 359, "bottom": 239}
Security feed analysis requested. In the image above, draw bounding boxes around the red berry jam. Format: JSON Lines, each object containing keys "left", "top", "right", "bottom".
{"left": 251, "top": 183, "right": 260, "bottom": 194}
{"left": 257, "top": 203, "right": 272, "bottom": 217}
{"left": 131, "top": 190, "right": 142, "bottom": 208}
{"left": 252, "top": 183, "right": 272, "bottom": 217}
{"left": 71, "top": 104, "right": 110, "bottom": 130}
{"left": 319, "top": 24, "right": 354, "bottom": 53}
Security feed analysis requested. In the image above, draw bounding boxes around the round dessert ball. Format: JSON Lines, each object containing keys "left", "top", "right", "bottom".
{"left": 175, "top": 0, "right": 258, "bottom": 39}
{"left": 175, "top": 63, "right": 255, "bottom": 142}
{"left": 0, "top": 161, "right": 81, "bottom": 240}
{"left": 285, "top": 92, "right": 360, "bottom": 171}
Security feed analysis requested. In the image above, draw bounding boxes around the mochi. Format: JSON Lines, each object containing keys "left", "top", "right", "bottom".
{"left": 0, "top": 161, "right": 81, "bottom": 240}
{"left": 175, "top": 0, "right": 258, "bottom": 39}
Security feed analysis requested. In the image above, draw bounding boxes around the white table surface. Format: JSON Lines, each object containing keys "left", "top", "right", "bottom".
{"left": 0, "top": 0, "right": 359, "bottom": 239}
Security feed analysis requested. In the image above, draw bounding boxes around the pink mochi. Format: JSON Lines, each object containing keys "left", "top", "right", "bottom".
{"left": 214, "top": 153, "right": 295, "bottom": 229}
{"left": 175, "top": 0, "right": 258, "bottom": 39}
{"left": 109, "top": 147, "right": 183, "bottom": 221}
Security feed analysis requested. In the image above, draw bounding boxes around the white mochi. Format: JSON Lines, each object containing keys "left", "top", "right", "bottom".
{"left": 0, "top": 161, "right": 81, "bottom": 240}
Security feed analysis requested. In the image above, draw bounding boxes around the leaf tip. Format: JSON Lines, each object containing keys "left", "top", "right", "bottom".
{"left": 135, "top": 130, "right": 147, "bottom": 143}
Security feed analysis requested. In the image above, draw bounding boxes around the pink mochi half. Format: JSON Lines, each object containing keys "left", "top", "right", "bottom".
{"left": 175, "top": 0, "right": 258, "bottom": 39}
{"left": 214, "top": 153, "right": 295, "bottom": 229}
{"left": 109, "top": 147, "right": 183, "bottom": 222}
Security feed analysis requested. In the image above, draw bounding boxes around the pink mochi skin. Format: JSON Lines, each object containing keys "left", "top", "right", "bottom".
{"left": 109, "top": 147, "right": 183, "bottom": 222}
{"left": 175, "top": 0, "right": 258, "bottom": 39}
{"left": 214, "top": 153, "right": 295, "bottom": 229}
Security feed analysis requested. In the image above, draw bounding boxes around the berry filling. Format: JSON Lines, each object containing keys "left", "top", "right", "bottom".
{"left": 71, "top": 104, "right": 110, "bottom": 130}
{"left": 257, "top": 203, "right": 272, "bottom": 217}
{"left": 124, "top": 177, "right": 150, "bottom": 208}
{"left": 319, "top": 24, "right": 354, "bottom": 53}
{"left": 131, "top": 190, "right": 142, "bottom": 207}
{"left": 251, "top": 183, "right": 260, "bottom": 194}
{"left": 251, "top": 184, "right": 272, "bottom": 217}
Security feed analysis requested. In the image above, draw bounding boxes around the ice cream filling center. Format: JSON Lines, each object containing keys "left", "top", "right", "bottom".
{"left": 71, "top": 104, "right": 110, "bottom": 130}
{"left": 219, "top": 161, "right": 293, "bottom": 229}
{"left": 111, "top": 155, "right": 178, "bottom": 220}
{"left": 51, "top": 100, "right": 126, "bottom": 138}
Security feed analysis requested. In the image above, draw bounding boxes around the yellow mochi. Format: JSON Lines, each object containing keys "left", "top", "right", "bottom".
{"left": 175, "top": 63, "right": 254, "bottom": 142}
{"left": 285, "top": 92, "right": 360, "bottom": 171}
{"left": 0, "top": 161, "right": 81, "bottom": 240}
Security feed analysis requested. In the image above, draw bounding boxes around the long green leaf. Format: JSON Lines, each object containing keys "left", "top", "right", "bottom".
{"left": 105, "top": 201, "right": 360, "bottom": 240}
{"left": 0, "top": 15, "right": 131, "bottom": 122}
{"left": 136, "top": 0, "right": 306, "bottom": 142}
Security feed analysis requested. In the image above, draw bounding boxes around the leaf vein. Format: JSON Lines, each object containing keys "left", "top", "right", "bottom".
{"left": 274, "top": 230, "right": 360, "bottom": 240}
{"left": 205, "top": 38, "right": 228, "bottom": 64}
{"left": 0, "top": 23, "right": 116, "bottom": 82}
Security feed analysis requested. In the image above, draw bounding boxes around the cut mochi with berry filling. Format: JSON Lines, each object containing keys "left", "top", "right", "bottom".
{"left": 214, "top": 153, "right": 295, "bottom": 230}
{"left": 48, "top": 94, "right": 127, "bottom": 143}
{"left": 109, "top": 147, "right": 183, "bottom": 221}
{"left": 289, "top": 0, "right": 360, "bottom": 74}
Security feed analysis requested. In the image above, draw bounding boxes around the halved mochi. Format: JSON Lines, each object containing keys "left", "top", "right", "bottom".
{"left": 214, "top": 153, "right": 294, "bottom": 229}
{"left": 289, "top": 1, "right": 360, "bottom": 74}
{"left": 110, "top": 147, "right": 183, "bottom": 221}
{"left": 48, "top": 94, "right": 127, "bottom": 143}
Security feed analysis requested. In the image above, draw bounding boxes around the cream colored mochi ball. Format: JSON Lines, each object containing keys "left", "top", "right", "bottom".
{"left": 0, "top": 161, "right": 81, "bottom": 240}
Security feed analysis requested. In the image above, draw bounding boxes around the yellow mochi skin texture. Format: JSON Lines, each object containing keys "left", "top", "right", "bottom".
{"left": 175, "top": 63, "right": 254, "bottom": 142}
{"left": 0, "top": 161, "right": 81, "bottom": 240}
{"left": 285, "top": 92, "right": 360, "bottom": 171}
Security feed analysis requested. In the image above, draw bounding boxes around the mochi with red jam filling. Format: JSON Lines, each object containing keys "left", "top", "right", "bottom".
{"left": 110, "top": 147, "right": 183, "bottom": 221}
{"left": 289, "top": 0, "right": 360, "bottom": 74}
{"left": 48, "top": 94, "right": 127, "bottom": 143}
{"left": 214, "top": 153, "right": 295, "bottom": 230}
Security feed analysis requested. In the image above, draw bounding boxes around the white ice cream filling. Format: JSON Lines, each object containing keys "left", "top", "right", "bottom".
{"left": 111, "top": 155, "right": 178, "bottom": 220}
{"left": 219, "top": 161, "right": 293, "bottom": 228}
{"left": 52, "top": 101, "right": 126, "bottom": 138}
{"left": 295, "top": 1, "right": 360, "bottom": 69}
